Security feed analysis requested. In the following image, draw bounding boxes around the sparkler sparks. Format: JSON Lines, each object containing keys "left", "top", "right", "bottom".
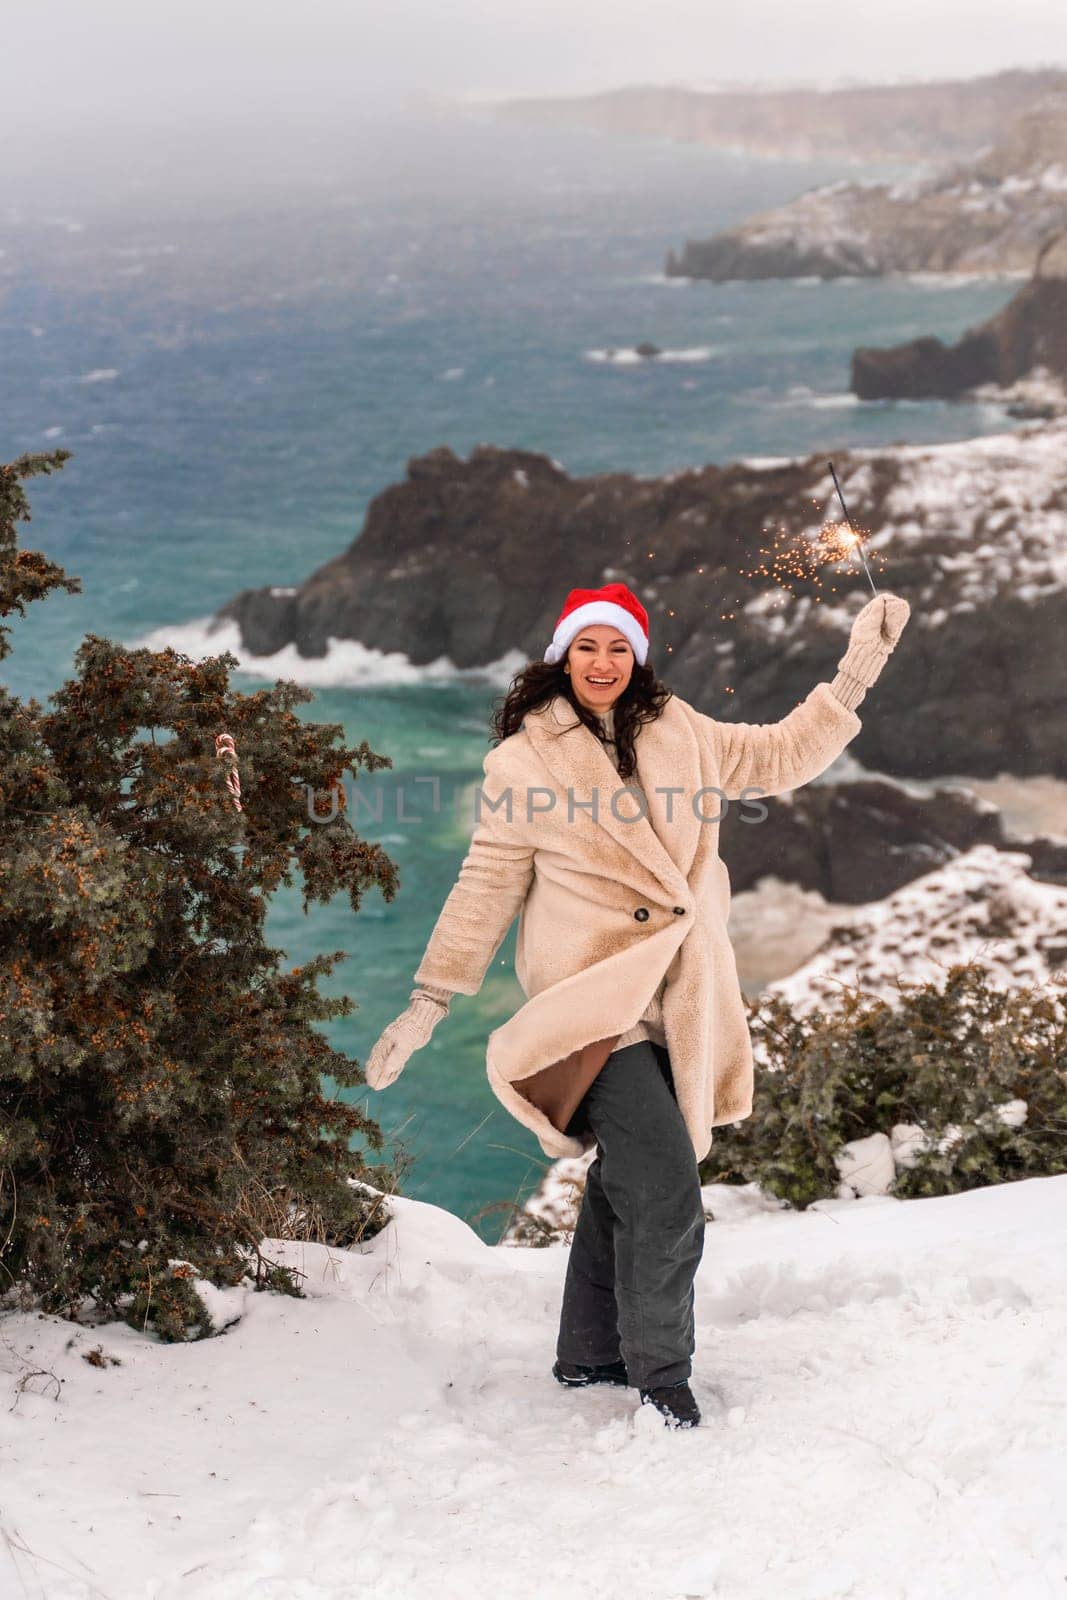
{"left": 736, "top": 512, "right": 885, "bottom": 606}
{"left": 732, "top": 463, "right": 884, "bottom": 609}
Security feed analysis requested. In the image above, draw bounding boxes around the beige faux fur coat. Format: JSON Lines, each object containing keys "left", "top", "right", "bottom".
{"left": 413, "top": 682, "right": 862, "bottom": 1162}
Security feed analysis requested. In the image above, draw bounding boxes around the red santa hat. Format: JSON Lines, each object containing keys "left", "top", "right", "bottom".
{"left": 543, "top": 582, "right": 650, "bottom": 667}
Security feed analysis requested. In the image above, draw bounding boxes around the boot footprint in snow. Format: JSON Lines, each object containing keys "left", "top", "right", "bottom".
{"left": 553, "top": 1357, "right": 629, "bottom": 1388}
{"left": 639, "top": 1380, "right": 701, "bottom": 1429}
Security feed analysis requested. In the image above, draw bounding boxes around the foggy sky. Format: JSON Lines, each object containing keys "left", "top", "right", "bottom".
{"left": 9, "top": 0, "right": 1067, "bottom": 135}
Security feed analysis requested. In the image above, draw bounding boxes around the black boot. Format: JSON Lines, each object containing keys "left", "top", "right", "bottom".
{"left": 553, "top": 1357, "right": 629, "bottom": 1388}
{"left": 639, "top": 1380, "right": 701, "bottom": 1429}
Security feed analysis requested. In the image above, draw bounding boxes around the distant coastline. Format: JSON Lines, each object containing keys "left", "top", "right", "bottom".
{"left": 486, "top": 67, "right": 1067, "bottom": 166}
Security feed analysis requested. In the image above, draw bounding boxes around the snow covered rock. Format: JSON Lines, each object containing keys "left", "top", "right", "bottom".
{"left": 769, "top": 843, "right": 1067, "bottom": 1015}
{"left": 834, "top": 1132, "right": 897, "bottom": 1199}
{"left": 500, "top": 1148, "right": 595, "bottom": 1244}
{"left": 890, "top": 1122, "right": 930, "bottom": 1170}
{"left": 667, "top": 91, "right": 1067, "bottom": 281}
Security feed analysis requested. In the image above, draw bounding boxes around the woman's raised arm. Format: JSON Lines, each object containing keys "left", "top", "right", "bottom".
{"left": 705, "top": 593, "right": 910, "bottom": 802}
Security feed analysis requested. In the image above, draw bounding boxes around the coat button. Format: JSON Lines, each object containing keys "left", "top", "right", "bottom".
{"left": 633, "top": 906, "right": 650, "bottom": 922}
{"left": 672, "top": 906, "right": 686, "bottom": 915}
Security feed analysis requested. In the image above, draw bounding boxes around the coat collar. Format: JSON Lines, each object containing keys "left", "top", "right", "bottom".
{"left": 521, "top": 692, "right": 704, "bottom": 900}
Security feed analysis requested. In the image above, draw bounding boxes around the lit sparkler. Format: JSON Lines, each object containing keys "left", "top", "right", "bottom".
{"left": 828, "top": 461, "right": 879, "bottom": 597}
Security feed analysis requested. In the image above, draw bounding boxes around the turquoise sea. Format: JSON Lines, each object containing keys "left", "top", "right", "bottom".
{"left": 0, "top": 110, "right": 1029, "bottom": 1234}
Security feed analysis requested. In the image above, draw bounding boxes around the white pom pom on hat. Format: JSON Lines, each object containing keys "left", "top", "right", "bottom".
{"left": 543, "top": 582, "right": 650, "bottom": 666}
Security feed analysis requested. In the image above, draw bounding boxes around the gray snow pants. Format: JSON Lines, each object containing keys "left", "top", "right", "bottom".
{"left": 554, "top": 1038, "right": 706, "bottom": 1390}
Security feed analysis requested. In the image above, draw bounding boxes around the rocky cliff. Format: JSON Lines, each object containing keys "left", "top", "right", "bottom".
{"left": 719, "top": 774, "right": 1067, "bottom": 904}
{"left": 214, "top": 422, "right": 1067, "bottom": 781}
{"left": 491, "top": 69, "right": 1067, "bottom": 167}
{"left": 666, "top": 93, "right": 1067, "bottom": 281}
{"left": 851, "top": 234, "right": 1067, "bottom": 402}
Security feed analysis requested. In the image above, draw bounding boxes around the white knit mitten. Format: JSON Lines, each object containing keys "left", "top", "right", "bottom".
{"left": 830, "top": 593, "right": 911, "bottom": 712}
{"left": 364, "top": 986, "right": 453, "bottom": 1090}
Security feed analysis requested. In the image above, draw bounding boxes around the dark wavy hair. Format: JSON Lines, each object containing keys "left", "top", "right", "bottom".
{"left": 489, "top": 651, "right": 673, "bottom": 779}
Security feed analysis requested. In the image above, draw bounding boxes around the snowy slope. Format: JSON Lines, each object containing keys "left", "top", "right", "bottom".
{"left": 2, "top": 1180, "right": 1066, "bottom": 1599}
{"left": 769, "top": 843, "right": 1067, "bottom": 1015}
{"left": 852, "top": 421, "right": 1067, "bottom": 614}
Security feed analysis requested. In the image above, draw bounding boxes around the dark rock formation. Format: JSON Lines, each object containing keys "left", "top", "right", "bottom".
{"left": 214, "top": 423, "right": 1067, "bottom": 780}
{"left": 852, "top": 333, "right": 999, "bottom": 401}
{"left": 491, "top": 68, "right": 1067, "bottom": 167}
{"left": 852, "top": 235, "right": 1067, "bottom": 400}
{"left": 665, "top": 92, "right": 1067, "bottom": 282}
{"left": 220, "top": 446, "right": 596, "bottom": 666}
{"left": 719, "top": 776, "right": 1067, "bottom": 903}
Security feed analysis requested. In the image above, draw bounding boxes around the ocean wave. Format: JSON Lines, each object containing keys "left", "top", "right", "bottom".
{"left": 631, "top": 272, "right": 690, "bottom": 288}
{"left": 901, "top": 269, "right": 1031, "bottom": 288}
{"left": 585, "top": 345, "right": 718, "bottom": 365}
{"left": 767, "top": 386, "right": 959, "bottom": 412}
{"left": 806, "top": 392, "right": 863, "bottom": 410}
{"left": 129, "top": 616, "right": 528, "bottom": 690}
{"left": 110, "top": 243, "right": 179, "bottom": 259}
{"left": 40, "top": 367, "right": 120, "bottom": 389}
{"left": 757, "top": 385, "right": 866, "bottom": 410}
{"left": 658, "top": 346, "right": 719, "bottom": 363}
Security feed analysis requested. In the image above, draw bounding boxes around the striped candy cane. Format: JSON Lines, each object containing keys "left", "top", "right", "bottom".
{"left": 214, "top": 732, "right": 243, "bottom": 813}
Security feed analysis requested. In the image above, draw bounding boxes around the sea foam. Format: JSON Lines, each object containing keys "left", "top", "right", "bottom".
{"left": 131, "top": 616, "right": 528, "bottom": 690}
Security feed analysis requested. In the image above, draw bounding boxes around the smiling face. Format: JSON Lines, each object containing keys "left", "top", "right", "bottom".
{"left": 564, "top": 625, "right": 636, "bottom": 712}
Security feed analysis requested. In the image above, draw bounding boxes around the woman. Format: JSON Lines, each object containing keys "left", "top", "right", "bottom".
{"left": 366, "top": 580, "right": 910, "bottom": 1429}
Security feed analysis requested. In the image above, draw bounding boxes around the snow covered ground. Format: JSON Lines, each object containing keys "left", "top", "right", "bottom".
{"left": 3, "top": 1177, "right": 1066, "bottom": 1599}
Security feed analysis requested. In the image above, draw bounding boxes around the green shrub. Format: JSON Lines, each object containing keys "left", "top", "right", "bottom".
{"left": 700, "top": 962, "right": 1067, "bottom": 1208}
{"left": 1, "top": 452, "right": 404, "bottom": 1339}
